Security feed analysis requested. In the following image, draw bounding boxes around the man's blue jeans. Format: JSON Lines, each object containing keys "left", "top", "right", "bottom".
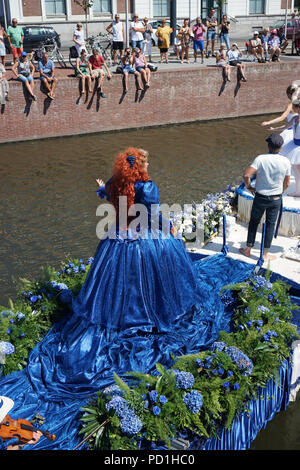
{"left": 246, "top": 193, "right": 282, "bottom": 251}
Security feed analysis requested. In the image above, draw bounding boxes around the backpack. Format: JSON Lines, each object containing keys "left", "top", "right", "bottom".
{"left": 34, "top": 49, "right": 44, "bottom": 62}
{"left": 69, "top": 46, "right": 78, "bottom": 58}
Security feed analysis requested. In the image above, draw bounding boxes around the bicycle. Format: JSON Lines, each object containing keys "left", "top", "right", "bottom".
{"left": 86, "top": 33, "right": 113, "bottom": 66}
{"left": 31, "top": 37, "right": 67, "bottom": 69}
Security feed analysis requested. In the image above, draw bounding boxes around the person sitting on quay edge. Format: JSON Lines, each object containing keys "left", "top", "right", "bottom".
{"left": 38, "top": 52, "right": 58, "bottom": 100}
{"left": 267, "top": 29, "right": 281, "bottom": 61}
{"left": 216, "top": 44, "right": 231, "bottom": 82}
{"left": 12, "top": 51, "right": 37, "bottom": 101}
{"left": 75, "top": 49, "right": 93, "bottom": 95}
{"left": 0, "top": 61, "right": 9, "bottom": 104}
{"left": 277, "top": 26, "right": 289, "bottom": 53}
{"left": 133, "top": 48, "right": 150, "bottom": 89}
{"left": 239, "top": 133, "right": 291, "bottom": 261}
{"left": 248, "top": 31, "right": 265, "bottom": 62}
{"left": 227, "top": 43, "right": 247, "bottom": 82}
{"left": 120, "top": 48, "right": 143, "bottom": 94}
{"left": 192, "top": 17, "right": 206, "bottom": 64}
{"left": 88, "top": 48, "right": 112, "bottom": 98}
{"left": 260, "top": 27, "right": 270, "bottom": 60}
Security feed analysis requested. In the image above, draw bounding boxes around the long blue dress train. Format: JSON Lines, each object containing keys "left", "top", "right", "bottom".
{"left": 0, "top": 180, "right": 254, "bottom": 450}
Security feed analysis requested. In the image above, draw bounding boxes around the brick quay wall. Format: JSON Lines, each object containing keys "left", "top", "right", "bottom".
{"left": 1, "top": 61, "right": 300, "bottom": 144}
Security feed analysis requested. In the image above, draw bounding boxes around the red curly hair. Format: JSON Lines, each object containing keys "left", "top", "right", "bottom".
{"left": 108, "top": 147, "right": 150, "bottom": 218}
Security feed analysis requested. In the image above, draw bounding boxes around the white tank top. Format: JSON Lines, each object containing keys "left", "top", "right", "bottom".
{"left": 112, "top": 21, "right": 123, "bottom": 42}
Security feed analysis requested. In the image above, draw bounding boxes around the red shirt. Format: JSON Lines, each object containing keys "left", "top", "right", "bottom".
{"left": 89, "top": 54, "right": 105, "bottom": 69}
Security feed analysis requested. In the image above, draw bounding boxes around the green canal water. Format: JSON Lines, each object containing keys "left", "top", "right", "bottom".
{"left": 0, "top": 114, "right": 299, "bottom": 449}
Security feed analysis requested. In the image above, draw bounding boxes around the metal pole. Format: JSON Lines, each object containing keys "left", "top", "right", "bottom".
{"left": 125, "top": 0, "right": 129, "bottom": 48}
{"left": 3, "top": 0, "right": 8, "bottom": 30}
{"left": 170, "top": 0, "right": 177, "bottom": 45}
{"left": 285, "top": 0, "right": 288, "bottom": 34}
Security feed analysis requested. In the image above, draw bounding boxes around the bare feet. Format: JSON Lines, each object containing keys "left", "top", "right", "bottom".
{"left": 263, "top": 252, "right": 277, "bottom": 261}
{"left": 239, "top": 247, "right": 251, "bottom": 257}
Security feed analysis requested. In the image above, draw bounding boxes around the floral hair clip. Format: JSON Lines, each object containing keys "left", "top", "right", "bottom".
{"left": 126, "top": 155, "right": 135, "bottom": 168}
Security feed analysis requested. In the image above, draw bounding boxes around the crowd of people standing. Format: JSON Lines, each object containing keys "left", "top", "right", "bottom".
{"left": 0, "top": 9, "right": 297, "bottom": 104}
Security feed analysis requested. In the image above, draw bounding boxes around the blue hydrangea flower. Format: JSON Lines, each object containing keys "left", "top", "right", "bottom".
{"left": 218, "top": 368, "right": 224, "bottom": 376}
{"left": 183, "top": 390, "right": 203, "bottom": 414}
{"left": 105, "top": 396, "right": 129, "bottom": 417}
{"left": 17, "top": 312, "right": 25, "bottom": 320}
{"left": 211, "top": 341, "right": 226, "bottom": 352}
{"left": 144, "top": 400, "right": 149, "bottom": 408}
{"left": 233, "top": 382, "right": 240, "bottom": 390}
{"left": 246, "top": 321, "right": 252, "bottom": 327}
{"left": 153, "top": 406, "right": 161, "bottom": 416}
{"left": 0, "top": 341, "right": 15, "bottom": 355}
{"left": 223, "top": 382, "right": 230, "bottom": 389}
{"left": 103, "top": 385, "right": 123, "bottom": 397}
{"left": 120, "top": 413, "right": 143, "bottom": 436}
{"left": 227, "top": 370, "right": 233, "bottom": 377}
{"left": 159, "top": 395, "right": 168, "bottom": 405}
{"left": 73, "top": 267, "right": 79, "bottom": 274}
{"left": 87, "top": 257, "right": 94, "bottom": 265}
{"left": 149, "top": 390, "right": 158, "bottom": 403}
{"left": 211, "top": 369, "right": 218, "bottom": 376}
{"left": 80, "top": 264, "right": 86, "bottom": 272}
{"left": 258, "top": 305, "right": 269, "bottom": 314}
{"left": 224, "top": 346, "right": 253, "bottom": 376}
{"left": 30, "top": 295, "right": 38, "bottom": 303}
{"left": 9, "top": 318, "right": 14, "bottom": 324}
{"left": 174, "top": 371, "right": 195, "bottom": 389}
{"left": 196, "top": 358, "right": 204, "bottom": 368}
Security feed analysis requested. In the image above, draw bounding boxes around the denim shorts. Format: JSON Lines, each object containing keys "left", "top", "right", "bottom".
{"left": 17, "top": 74, "right": 33, "bottom": 83}
{"left": 193, "top": 39, "right": 204, "bottom": 51}
{"left": 122, "top": 65, "right": 135, "bottom": 74}
{"left": 207, "top": 30, "right": 216, "bottom": 41}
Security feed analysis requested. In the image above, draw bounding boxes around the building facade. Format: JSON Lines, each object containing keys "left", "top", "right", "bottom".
{"left": 0, "top": 0, "right": 299, "bottom": 43}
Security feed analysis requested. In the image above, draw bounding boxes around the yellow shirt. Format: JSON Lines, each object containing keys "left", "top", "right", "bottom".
{"left": 156, "top": 26, "right": 173, "bottom": 49}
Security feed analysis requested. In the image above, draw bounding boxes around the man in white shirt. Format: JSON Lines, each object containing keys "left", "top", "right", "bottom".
{"left": 130, "top": 13, "right": 145, "bottom": 49}
{"left": 106, "top": 14, "right": 124, "bottom": 64}
{"left": 239, "top": 133, "right": 291, "bottom": 261}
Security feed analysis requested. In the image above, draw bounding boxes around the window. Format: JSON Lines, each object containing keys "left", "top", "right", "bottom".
{"left": 93, "top": 0, "right": 112, "bottom": 13}
{"left": 249, "top": 0, "right": 265, "bottom": 14}
{"left": 153, "top": 0, "right": 170, "bottom": 18}
{"left": 45, "top": 0, "right": 66, "bottom": 15}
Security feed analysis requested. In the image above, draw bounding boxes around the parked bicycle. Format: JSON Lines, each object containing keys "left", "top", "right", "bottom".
{"left": 31, "top": 37, "right": 67, "bottom": 70}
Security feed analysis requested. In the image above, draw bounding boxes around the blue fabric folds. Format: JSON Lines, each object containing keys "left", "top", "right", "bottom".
{"left": 0, "top": 181, "right": 256, "bottom": 450}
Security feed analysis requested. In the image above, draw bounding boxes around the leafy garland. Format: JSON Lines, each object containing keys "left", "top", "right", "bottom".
{"left": 77, "top": 271, "right": 299, "bottom": 450}
{"left": 0, "top": 257, "right": 93, "bottom": 375}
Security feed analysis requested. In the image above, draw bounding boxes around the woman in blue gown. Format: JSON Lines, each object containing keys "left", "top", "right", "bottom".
{"left": 0, "top": 147, "right": 253, "bottom": 449}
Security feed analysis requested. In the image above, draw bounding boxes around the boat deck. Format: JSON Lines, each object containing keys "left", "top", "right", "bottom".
{"left": 191, "top": 219, "right": 300, "bottom": 284}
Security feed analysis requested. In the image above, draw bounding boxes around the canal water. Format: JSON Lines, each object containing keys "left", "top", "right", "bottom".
{"left": 0, "top": 114, "right": 299, "bottom": 449}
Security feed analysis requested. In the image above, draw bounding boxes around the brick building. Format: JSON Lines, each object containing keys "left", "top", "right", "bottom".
{"left": 0, "top": 0, "right": 300, "bottom": 43}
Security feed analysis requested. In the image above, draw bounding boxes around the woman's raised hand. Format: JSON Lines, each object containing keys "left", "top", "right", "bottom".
{"left": 96, "top": 179, "right": 105, "bottom": 187}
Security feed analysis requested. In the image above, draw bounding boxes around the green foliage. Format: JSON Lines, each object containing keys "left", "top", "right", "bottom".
{"left": 79, "top": 272, "right": 299, "bottom": 450}
{"left": 0, "top": 257, "right": 91, "bottom": 375}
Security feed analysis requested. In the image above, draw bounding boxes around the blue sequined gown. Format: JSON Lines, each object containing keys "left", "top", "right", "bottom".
{"left": 0, "top": 180, "right": 253, "bottom": 449}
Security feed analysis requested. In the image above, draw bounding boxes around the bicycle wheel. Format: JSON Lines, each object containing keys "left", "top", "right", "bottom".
{"left": 56, "top": 49, "right": 67, "bottom": 68}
